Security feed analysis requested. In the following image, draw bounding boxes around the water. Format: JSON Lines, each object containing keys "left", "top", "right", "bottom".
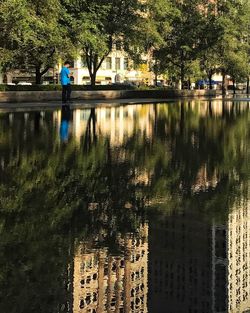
{"left": 0, "top": 100, "right": 250, "bottom": 313}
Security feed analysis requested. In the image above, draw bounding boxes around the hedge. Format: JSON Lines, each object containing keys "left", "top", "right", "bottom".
{"left": 0, "top": 84, "right": 137, "bottom": 92}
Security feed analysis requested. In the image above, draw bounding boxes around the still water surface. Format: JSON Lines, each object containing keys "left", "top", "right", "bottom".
{"left": 0, "top": 100, "right": 250, "bottom": 313}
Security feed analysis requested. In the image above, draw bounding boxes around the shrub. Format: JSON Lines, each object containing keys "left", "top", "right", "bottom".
{"left": 0, "top": 84, "right": 137, "bottom": 92}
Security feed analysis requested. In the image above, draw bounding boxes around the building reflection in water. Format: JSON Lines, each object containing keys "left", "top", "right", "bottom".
{"left": 148, "top": 209, "right": 213, "bottom": 313}
{"left": 148, "top": 197, "right": 250, "bottom": 313}
{"left": 51, "top": 100, "right": 250, "bottom": 147}
{"left": 48, "top": 101, "right": 250, "bottom": 313}
{"left": 53, "top": 104, "right": 156, "bottom": 146}
{"left": 212, "top": 197, "right": 250, "bottom": 313}
{"left": 72, "top": 224, "right": 148, "bottom": 313}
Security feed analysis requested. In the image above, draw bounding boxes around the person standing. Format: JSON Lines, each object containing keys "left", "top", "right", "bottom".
{"left": 60, "top": 61, "right": 72, "bottom": 104}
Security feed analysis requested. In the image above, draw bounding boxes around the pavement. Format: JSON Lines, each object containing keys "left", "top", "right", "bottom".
{"left": 0, "top": 96, "right": 249, "bottom": 113}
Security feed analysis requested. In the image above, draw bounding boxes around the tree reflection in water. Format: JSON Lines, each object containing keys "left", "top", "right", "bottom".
{"left": 0, "top": 100, "right": 249, "bottom": 313}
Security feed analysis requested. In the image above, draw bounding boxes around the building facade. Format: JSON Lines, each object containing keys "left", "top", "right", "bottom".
{"left": 69, "top": 48, "right": 154, "bottom": 86}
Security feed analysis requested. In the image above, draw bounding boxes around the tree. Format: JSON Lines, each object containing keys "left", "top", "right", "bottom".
{"left": 0, "top": 0, "right": 65, "bottom": 84}
{"left": 0, "top": 0, "right": 27, "bottom": 81}
{"left": 152, "top": 0, "right": 221, "bottom": 89}
{"left": 62, "top": 0, "right": 145, "bottom": 87}
{"left": 145, "top": 0, "right": 174, "bottom": 85}
{"left": 199, "top": 3, "right": 224, "bottom": 90}
{"left": 244, "top": 1, "right": 250, "bottom": 94}
{"left": 226, "top": 51, "right": 249, "bottom": 94}
{"left": 214, "top": 0, "right": 250, "bottom": 95}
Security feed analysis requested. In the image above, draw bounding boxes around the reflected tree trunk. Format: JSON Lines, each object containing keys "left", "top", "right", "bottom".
{"left": 230, "top": 102, "right": 235, "bottom": 118}
{"left": 84, "top": 108, "right": 97, "bottom": 151}
{"left": 222, "top": 101, "right": 226, "bottom": 118}
{"left": 180, "top": 101, "right": 185, "bottom": 135}
{"left": 153, "top": 103, "right": 158, "bottom": 137}
{"left": 208, "top": 72, "right": 213, "bottom": 90}
{"left": 34, "top": 112, "right": 41, "bottom": 134}
{"left": 208, "top": 101, "right": 213, "bottom": 117}
{"left": 91, "top": 108, "right": 97, "bottom": 144}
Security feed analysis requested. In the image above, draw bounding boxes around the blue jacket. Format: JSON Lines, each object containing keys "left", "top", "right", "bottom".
{"left": 60, "top": 67, "right": 70, "bottom": 85}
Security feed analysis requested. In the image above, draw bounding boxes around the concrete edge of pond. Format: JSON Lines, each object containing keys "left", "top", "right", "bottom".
{"left": 0, "top": 96, "right": 226, "bottom": 113}
{"left": 0, "top": 95, "right": 249, "bottom": 113}
{"left": 0, "top": 89, "right": 218, "bottom": 103}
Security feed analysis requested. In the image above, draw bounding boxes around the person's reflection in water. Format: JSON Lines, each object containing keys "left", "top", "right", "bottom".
{"left": 60, "top": 105, "right": 71, "bottom": 143}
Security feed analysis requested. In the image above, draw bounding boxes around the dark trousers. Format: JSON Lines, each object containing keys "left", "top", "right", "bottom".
{"left": 62, "top": 84, "right": 72, "bottom": 103}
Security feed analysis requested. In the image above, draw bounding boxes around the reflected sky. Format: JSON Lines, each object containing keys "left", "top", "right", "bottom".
{"left": 0, "top": 100, "right": 250, "bottom": 313}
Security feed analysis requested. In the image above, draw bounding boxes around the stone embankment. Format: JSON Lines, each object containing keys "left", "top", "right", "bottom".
{"left": 0, "top": 89, "right": 217, "bottom": 103}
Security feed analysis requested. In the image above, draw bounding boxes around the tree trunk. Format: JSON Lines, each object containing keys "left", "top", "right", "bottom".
{"left": 233, "top": 78, "right": 236, "bottom": 95}
{"left": 35, "top": 66, "right": 42, "bottom": 85}
{"left": 90, "top": 72, "right": 97, "bottom": 88}
{"left": 208, "top": 72, "right": 213, "bottom": 90}
{"left": 86, "top": 52, "right": 105, "bottom": 88}
{"left": 0, "top": 67, "right": 3, "bottom": 84}
{"left": 247, "top": 76, "right": 250, "bottom": 95}
{"left": 154, "top": 70, "right": 158, "bottom": 87}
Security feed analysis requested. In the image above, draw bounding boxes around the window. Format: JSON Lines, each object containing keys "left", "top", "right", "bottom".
{"left": 115, "top": 58, "right": 121, "bottom": 70}
{"left": 106, "top": 57, "right": 112, "bottom": 70}
{"left": 124, "top": 58, "right": 129, "bottom": 70}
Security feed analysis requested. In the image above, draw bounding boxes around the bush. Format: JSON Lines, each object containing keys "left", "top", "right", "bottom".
{"left": 0, "top": 84, "right": 61, "bottom": 91}
{"left": 0, "top": 84, "right": 137, "bottom": 92}
{"left": 137, "top": 85, "right": 171, "bottom": 91}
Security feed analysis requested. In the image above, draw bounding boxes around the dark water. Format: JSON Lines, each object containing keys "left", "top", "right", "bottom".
{"left": 0, "top": 100, "right": 250, "bottom": 313}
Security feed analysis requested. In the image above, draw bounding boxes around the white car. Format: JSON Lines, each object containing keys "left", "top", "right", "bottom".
{"left": 17, "top": 82, "right": 32, "bottom": 85}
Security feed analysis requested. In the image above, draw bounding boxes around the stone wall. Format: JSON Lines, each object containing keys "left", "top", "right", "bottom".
{"left": 0, "top": 89, "right": 217, "bottom": 103}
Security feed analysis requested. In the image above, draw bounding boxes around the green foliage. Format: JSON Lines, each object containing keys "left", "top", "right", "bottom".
{"left": 151, "top": 0, "right": 250, "bottom": 89}
{"left": 0, "top": 0, "right": 66, "bottom": 83}
{"left": 62, "top": 0, "right": 144, "bottom": 86}
{"left": 199, "top": 0, "right": 250, "bottom": 90}
{"left": 152, "top": 0, "right": 217, "bottom": 86}
{"left": 0, "top": 0, "right": 249, "bottom": 88}
{"left": 0, "top": 84, "right": 136, "bottom": 92}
